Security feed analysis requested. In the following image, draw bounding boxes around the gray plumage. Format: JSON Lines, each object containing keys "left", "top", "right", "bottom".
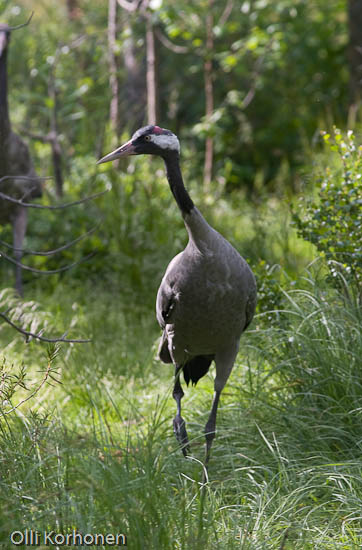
{"left": 97, "top": 125, "right": 257, "bottom": 467}
{"left": 0, "top": 23, "right": 42, "bottom": 295}
{"left": 157, "top": 209, "right": 256, "bottom": 365}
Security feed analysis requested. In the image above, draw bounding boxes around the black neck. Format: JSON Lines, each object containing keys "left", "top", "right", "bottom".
{"left": 163, "top": 153, "right": 194, "bottom": 216}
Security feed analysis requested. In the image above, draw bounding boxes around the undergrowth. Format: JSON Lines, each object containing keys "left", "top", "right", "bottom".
{"left": 0, "top": 133, "right": 361, "bottom": 547}
{"left": 0, "top": 268, "right": 361, "bottom": 549}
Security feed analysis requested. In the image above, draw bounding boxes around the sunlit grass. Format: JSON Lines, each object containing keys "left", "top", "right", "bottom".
{"left": 0, "top": 162, "right": 360, "bottom": 547}
{"left": 1, "top": 265, "right": 362, "bottom": 548}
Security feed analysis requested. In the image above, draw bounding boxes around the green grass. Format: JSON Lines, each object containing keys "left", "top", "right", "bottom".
{"left": 1, "top": 267, "right": 362, "bottom": 549}
{"left": 0, "top": 172, "right": 361, "bottom": 548}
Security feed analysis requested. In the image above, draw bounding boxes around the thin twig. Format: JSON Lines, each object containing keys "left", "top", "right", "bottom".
{"left": 0, "top": 250, "right": 95, "bottom": 274}
{"left": 6, "top": 12, "right": 34, "bottom": 32}
{"left": 0, "top": 225, "right": 99, "bottom": 256}
{"left": 218, "top": 0, "right": 234, "bottom": 27}
{"left": 117, "top": 0, "right": 142, "bottom": 12}
{"left": 18, "top": 128, "right": 54, "bottom": 143}
{"left": 0, "top": 180, "right": 108, "bottom": 210}
{"left": 0, "top": 175, "right": 51, "bottom": 186}
{"left": 2, "top": 360, "right": 52, "bottom": 415}
{"left": 0, "top": 311, "right": 91, "bottom": 343}
{"left": 242, "top": 38, "right": 274, "bottom": 109}
{"left": 154, "top": 28, "right": 189, "bottom": 54}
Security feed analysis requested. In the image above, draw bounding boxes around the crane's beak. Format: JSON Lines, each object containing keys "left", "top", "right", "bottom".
{"left": 97, "top": 140, "right": 136, "bottom": 165}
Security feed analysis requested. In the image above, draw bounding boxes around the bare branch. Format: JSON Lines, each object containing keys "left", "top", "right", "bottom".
{"left": 242, "top": 38, "right": 274, "bottom": 109}
{"left": 154, "top": 28, "right": 189, "bottom": 54}
{"left": 18, "top": 128, "right": 54, "bottom": 143}
{"left": 108, "top": 0, "right": 120, "bottom": 136}
{"left": 0, "top": 225, "right": 99, "bottom": 256}
{"left": 203, "top": 0, "right": 215, "bottom": 190}
{"left": 146, "top": 17, "right": 157, "bottom": 125}
{"left": 218, "top": 0, "right": 234, "bottom": 28}
{"left": 6, "top": 11, "right": 34, "bottom": 32}
{"left": 67, "top": 34, "right": 87, "bottom": 50}
{"left": 55, "top": 34, "right": 87, "bottom": 54}
{"left": 0, "top": 175, "right": 51, "bottom": 186}
{"left": 117, "top": 0, "right": 142, "bottom": 12}
{"left": 0, "top": 249, "right": 95, "bottom": 274}
{"left": 0, "top": 178, "right": 108, "bottom": 209}
{"left": 242, "top": 80, "right": 258, "bottom": 109}
{"left": 0, "top": 311, "right": 90, "bottom": 344}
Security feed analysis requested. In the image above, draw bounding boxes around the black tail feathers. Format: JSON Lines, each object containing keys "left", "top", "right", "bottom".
{"left": 183, "top": 355, "right": 214, "bottom": 386}
{"left": 158, "top": 332, "right": 214, "bottom": 385}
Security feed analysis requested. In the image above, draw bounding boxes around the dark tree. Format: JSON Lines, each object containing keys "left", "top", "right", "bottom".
{"left": 122, "top": 13, "right": 145, "bottom": 131}
{"left": 117, "top": 0, "right": 158, "bottom": 128}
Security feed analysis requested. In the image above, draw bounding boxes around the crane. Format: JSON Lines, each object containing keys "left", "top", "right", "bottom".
{"left": 0, "top": 23, "right": 42, "bottom": 295}
{"left": 97, "top": 125, "right": 257, "bottom": 466}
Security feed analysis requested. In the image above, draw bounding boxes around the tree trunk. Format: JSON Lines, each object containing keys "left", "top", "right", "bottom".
{"left": 123, "top": 16, "right": 145, "bottom": 131}
{"left": 0, "top": 46, "right": 10, "bottom": 177}
{"left": 48, "top": 56, "right": 64, "bottom": 198}
{"left": 203, "top": 0, "right": 214, "bottom": 190}
{"left": 66, "top": 0, "right": 80, "bottom": 20}
{"left": 50, "top": 136, "right": 63, "bottom": 199}
{"left": 146, "top": 16, "right": 157, "bottom": 125}
{"left": 108, "top": 0, "right": 120, "bottom": 137}
{"left": 347, "top": 0, "right": 362, "bottom": 123}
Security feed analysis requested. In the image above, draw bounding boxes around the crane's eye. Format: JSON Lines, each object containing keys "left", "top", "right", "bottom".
{"left": 144, "top": 135, "right": 151, "bottom": 142}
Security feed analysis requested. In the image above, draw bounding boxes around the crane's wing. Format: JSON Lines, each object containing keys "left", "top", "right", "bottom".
{"left": 156, "top": 252, "right": 185, "bottom": 364}
{"left": 156, "top": 251, "right": 184, "bottom": 329}
{"left": 156, "top": 280, "right": 177, "bottom": 329}
{"left": 156, "top": 282, "right": 177, "bottom": 364}
{"left": 157, "top": 329, "right": 172, "bottom": 364}
{"left": 243, "top": 289, "right": 257, "bottom": 332}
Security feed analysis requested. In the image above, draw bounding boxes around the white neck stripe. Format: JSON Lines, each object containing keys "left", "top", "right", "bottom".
{"left": 149, "top": 134, "right": 180, "bottom": 153}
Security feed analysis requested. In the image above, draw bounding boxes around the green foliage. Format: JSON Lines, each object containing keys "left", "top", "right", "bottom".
{"left": 253, "top": 260, "right": 284, "bottom": 322}
{"left": 293, "top": 129, "right": 362, "bottom": 293}
{"left": 1, "top": 277, "right": 362, "bottom": 548}
{"left": 0, "top": 345, "right": 60, "bottom": 417}
{"left": 1, "top": 2, "right": 362, "bottom": 547}
{"left": 1, "top": 0, "right": 352, "bottom": 192}
{"left": 158, "top": 0, "right": 349, "bottom": 189}
{"left": 250, "top": 279, "right": 362, "bottom": 455}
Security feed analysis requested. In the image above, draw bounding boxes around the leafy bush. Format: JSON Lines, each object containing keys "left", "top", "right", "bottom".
{"left": 293, "top": 129, "right": 362, "bottom": 295}
{"left": 252, "top": 260, "right": 285, "bottom": 326}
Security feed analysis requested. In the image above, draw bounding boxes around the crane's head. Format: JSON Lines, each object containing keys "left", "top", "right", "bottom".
{"left": 97, "top": 125, "right": 180, "bottom": 165}
{"left": 0, "top": 24, "right": 11, "bottom": 57}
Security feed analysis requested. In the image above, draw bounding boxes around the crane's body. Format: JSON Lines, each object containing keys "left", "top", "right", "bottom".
{"left": 0, "top": 23, "right": 41, "bottom": 295}
{"left": 98, "top": 125, "right": 257, "bottom": 467}
{"left": 157, "top": 207, "right": 255, "bottom": 363}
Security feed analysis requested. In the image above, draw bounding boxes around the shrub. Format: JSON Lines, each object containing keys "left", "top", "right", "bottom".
{"left": 293, "top": 128, "right": 362, "bottom": 297}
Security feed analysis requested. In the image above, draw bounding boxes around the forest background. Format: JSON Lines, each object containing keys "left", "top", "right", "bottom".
{"left": 0, "top": 0, "right": 361, "bottom": 548}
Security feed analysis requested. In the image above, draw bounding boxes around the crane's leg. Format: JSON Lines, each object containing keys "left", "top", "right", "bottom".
{"left": 173, "top": 364, "right": 190, "bottom": 457}
{"left": 13, "top": 207, "right": 27, "bottom": 297}
{"left": 204, "top": 343, "right": 239, "bottom": 469}
{"left": 204, "top": 390, "right": 221, "bottom": 468}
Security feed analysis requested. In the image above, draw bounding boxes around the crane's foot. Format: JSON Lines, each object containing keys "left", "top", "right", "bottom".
{"left": 173, "top": 414, "right": 190, "bottom": 457}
